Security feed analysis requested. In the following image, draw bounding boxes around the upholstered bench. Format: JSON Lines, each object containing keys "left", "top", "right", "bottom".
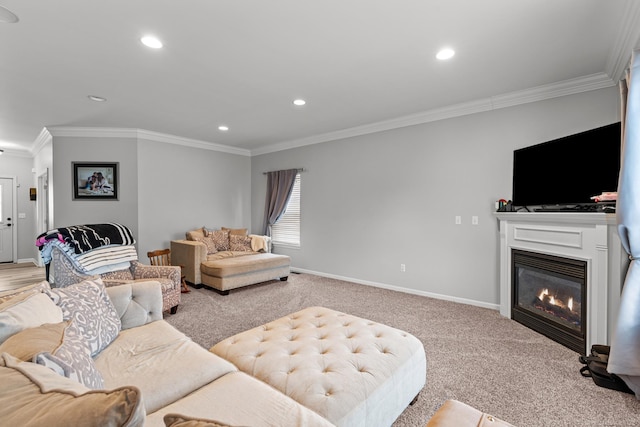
{"left": 200, "top": 252, "right": 291, "bottom": 295}
{"left": 211, "top": 306, "right": 427, "bottom": 427}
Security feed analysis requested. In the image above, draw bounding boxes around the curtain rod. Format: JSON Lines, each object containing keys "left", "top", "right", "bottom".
{"left": 262, "top": 168, "right": 304, "bottom": 175}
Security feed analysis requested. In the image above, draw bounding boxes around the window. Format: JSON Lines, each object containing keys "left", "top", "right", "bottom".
{"left": 271, "top": 173, "right": 300, "bottom": 247}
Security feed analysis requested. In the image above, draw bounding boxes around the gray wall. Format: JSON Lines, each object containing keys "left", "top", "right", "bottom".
{"left": 51, "top": 135, "right": 251, "bottom": 259}
{"left": 0, "top": 153, "right": 37, "bottom": 262}
{"left": 136, "top": 138, "right": 251, "bottom": 257}
{"left": 52, "top": 136, "right": 140, "bottom": 238}
{"left": 251, "top": 87, "right": 621, "bottom": 307}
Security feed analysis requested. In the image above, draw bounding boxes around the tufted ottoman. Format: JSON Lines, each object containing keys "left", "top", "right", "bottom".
{"left": 210, "top": 306, "right": 427, "bottom": 427}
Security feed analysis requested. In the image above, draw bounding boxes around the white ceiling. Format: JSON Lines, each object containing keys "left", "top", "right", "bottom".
{"left": 2, "top": 0, "right": 640, "bottom": 156}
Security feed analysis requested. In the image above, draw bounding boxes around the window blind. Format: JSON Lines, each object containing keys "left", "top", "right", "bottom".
{"left": 272, "top": 173, "right": 300, "bottom": 247}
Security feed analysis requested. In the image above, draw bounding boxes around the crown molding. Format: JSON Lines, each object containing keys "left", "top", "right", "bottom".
{"left": 606, "top": 0, "right": 640, "bottom": 82}
{"left": 252, "top": 72, "right": 616, "bottom": 156}
{"left": 45, "top": 127, "right": 251, "bottom": 156}
{"left": 30, "top": 127, "right": 52, "bottom": 157}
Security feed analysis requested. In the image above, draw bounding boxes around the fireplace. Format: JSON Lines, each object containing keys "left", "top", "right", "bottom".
{"left": 496, "top": 212, "right": 627, "bottom": 355}
{"left": 511, "top": 249, "right": 586, "bottom": 354}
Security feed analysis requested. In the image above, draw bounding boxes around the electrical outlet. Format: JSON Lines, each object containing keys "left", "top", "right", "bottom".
{"left": 400, "top": 264, "right": 406, "bottom": 272}
{"left": 455, "top": 216, "right": 462, "bottom": 225}
{"left": 472, "top": 216, "right": 479, "bottom": 225}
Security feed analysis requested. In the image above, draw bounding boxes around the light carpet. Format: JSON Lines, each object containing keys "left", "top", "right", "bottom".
{"left": 164, "top": 273, "right": 640, "bottom": 427}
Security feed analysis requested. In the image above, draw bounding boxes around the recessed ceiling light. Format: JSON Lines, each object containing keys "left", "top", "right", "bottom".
{"left": 141, "top": 36, "right": 163, "bottom": 49}
{"left": 218, "top": 125, "right": 229, "bottom": 131}
{"left": 0, "top": 5, "right": 19, "bottom": 23}
{"left": 293, "top": 99, "right": 306, "bottom": 106}
{"left": 88, "top": 95, "right": 107, "bottom": 102}
{"left": 436, "top": 48, "right": 455, "bottom": 60}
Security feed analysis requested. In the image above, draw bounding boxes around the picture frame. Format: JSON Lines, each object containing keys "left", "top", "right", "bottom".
{"left": 73, "top": 162, "right": 118, "bottom": 200}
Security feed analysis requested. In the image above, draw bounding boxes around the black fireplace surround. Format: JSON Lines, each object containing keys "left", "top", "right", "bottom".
{"left": 511, "top": 249, "right": 587, "bottom": 354}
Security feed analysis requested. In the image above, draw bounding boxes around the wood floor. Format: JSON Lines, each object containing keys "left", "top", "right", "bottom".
{"left": 0, "top": 262, "right": 47, "bottom": 292}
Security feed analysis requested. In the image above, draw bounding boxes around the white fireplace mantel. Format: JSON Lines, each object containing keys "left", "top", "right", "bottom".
{"left": 495, "top": 212, "right": 629, "bottom": 351}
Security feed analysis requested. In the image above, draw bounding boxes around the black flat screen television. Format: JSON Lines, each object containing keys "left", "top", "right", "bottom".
{"left": 512, "top": 122, "right": 621, "bottom": 208}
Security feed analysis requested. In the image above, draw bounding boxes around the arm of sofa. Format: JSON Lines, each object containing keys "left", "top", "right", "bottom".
{"left": 426, "top": 400, "right": 515, "bottom": 427}
{"left": 171, "top": 239, "right": 206, "bottom": 285}
{"left": 106, "top": 281, "right": 163, "bottom": 330}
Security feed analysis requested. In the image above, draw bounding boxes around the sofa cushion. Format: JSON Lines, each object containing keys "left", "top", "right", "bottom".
{"left": 0, "top": 321, "right": 68, "bottom": 361}
{"left": 46, "top": 277, "right": 121, "bottom": 356}
{"left": 0, "top": 280, "right": 50, "bottom": 304}
{"left": 201, "top": 253, "right": 291, "bottom": 278}
{"left": 0, "top": 291, "right": 63, "bottom": 344}
{"left": 0, "top": 353, "right": 145, "bottom": 427}
{"left": 163, "top": 414, "right": 234, "bottom": 427}
{"left": 426, "top": 400, "right": 515, "bottom": 427}
{"left": 94, "top": 320, "right": 238, "bottom": 413}
{"left": 186, "top": 227, "right": 206, "bottom": 241}
{"left": 145, "top": 371, "right": 333, "bottom": 427}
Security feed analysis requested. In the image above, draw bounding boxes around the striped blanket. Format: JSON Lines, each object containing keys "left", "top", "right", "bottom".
{"left": 40, "top": 223, "right": 136, "bottom": 254}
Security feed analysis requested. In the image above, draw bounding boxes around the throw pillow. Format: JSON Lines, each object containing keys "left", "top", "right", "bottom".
{"left": 34, "top": 319, "right": 105, "bottom": 389}
{"left": 229, "top": 235, "right": 252, "bottom": 252}
{"left": 0, "top": 292, "right": 63, "bottom": 344}
{"left": 0, "top": 353, "right": 145, "bottom": 427}
{"left": 221, "top": 227, "right": 248, "bottom": 237}
{"left": 186, "top": 227, "right": 207, "bottom": 241}
{"left": 164, "top": 413, "right": 235, "bottom": 427}
{"left": 210, "top": 229, "right": 230, "bottom": 251}
{"left": 46, "top": 278, "right": 121, "bottom": 357}
{"left": 195, "top": 236, "right": 218, "bottom": 255}
{"left": 0, "top": 321, "right": 67, "bottom": 361}
{"left": 0, "top": 280, "right": 50, "bottom": 304}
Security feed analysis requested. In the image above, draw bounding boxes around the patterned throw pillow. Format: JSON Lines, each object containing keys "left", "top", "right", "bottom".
{"left": 34, "top": 320, "right": 105, "bottom": 389}
{"left": 229, "top": 235, "right": 253, "bottom": 252}
{"left": 46, "top": 278, "right": 121, "bottom": 357}
{"left": 209, "top": 229, "right": 230, "bottom": 251}
{"left": 195, "top": 236, "right": 218, "bottom": 255}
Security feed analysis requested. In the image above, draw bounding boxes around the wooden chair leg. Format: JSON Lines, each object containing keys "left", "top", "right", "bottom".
{"left": 181, "top": 276, "right": 190, "bottom": 293}
{"left": 170, "top": 305, "right": 179, "bottom": 314}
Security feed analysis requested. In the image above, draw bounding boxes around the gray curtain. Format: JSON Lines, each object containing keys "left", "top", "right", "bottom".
{"left": 609, "top": 48, "right": 640, "bottom": 397}
{"left": 262, "top": 169, "right": 298, "bottom": 236}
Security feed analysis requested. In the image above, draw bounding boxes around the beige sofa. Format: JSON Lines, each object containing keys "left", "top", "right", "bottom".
{"left": 0, "top": 279, "right": 499, "bottom": 426}
{"left": 0, "top": 280, "right": 335, "bottom": 426}
{"left": 171, "top": 227, "right": 290, "bottom": 295}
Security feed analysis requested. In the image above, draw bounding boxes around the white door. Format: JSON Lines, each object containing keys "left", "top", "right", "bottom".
{"left": 0, "top": 178, "right": 14, "bottom": 263}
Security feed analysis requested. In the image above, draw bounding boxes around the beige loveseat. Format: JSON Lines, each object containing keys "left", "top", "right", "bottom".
{"left": 171, "top": 227, "right": 290, "bottom": 295}
{"left": 0, "top": 279, "right": 430, "bottom": 426}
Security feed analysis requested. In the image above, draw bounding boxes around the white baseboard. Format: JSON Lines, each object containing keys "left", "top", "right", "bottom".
{"left": 291, "top": 267, "right": 500, "bottom": 311}
{"left": 17, "top": 258, "right": 39, "bottom": 266}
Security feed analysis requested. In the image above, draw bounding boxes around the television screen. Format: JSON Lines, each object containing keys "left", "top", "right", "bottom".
{"left": 512, "top": 122, "right": 621, "bottom": 207}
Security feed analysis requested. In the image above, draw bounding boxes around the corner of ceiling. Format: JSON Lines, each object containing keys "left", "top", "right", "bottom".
{"left": 605, "top": 0, "right": 640, "bottom": 82}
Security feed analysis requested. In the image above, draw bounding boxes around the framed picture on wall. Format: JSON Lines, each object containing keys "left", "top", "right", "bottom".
{"left": 73, "top": 162, "right": 118, "bottom": 200}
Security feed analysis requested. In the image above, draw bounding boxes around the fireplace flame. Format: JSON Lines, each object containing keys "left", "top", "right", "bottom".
{"left": 549, "top": 296, "right": 556, "bottom": 305}
{"left": 568, "top": 297, "right": 573, "bottom": 311}
{"left": 538, "top": 288, "right": 549, "bottom": 301}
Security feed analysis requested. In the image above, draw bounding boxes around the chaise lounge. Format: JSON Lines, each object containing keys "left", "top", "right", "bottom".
{"left": 171, "top": 227, "right": 291, "bottom": 295}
